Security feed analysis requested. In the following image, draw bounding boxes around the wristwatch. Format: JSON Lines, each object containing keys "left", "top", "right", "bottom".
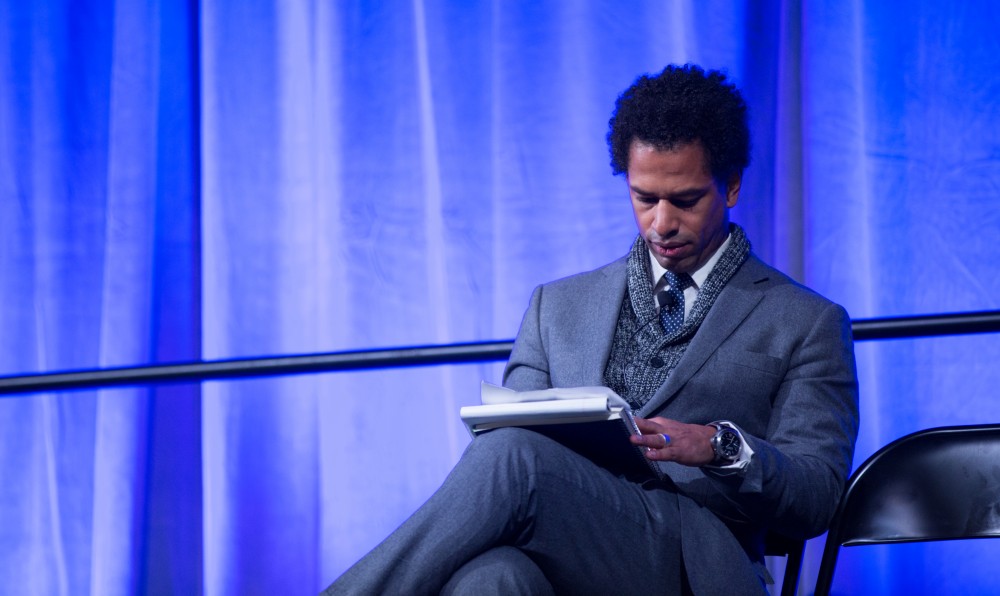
{"left": 709, "top": 422, "right": 742, "bottom": 465}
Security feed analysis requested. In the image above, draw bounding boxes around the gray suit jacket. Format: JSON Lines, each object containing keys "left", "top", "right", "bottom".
{"left": 503, "top": 251, "right": 859, "bottom": 594}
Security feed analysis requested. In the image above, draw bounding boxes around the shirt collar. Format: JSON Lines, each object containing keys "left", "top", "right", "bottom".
{"left": 648, "top": 233, "right": 733, "bottom": 290}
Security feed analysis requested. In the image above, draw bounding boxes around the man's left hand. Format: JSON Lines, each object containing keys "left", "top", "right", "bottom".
{"left": 630, "top": 417, "right": 716, "bottom": 467}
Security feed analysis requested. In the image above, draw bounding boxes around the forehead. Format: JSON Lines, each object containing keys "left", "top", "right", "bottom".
{"left": 626, "top": 140, "right": 713, "bottom": 182}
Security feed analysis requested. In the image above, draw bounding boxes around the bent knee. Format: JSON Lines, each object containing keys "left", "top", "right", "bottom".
{"left": 467, "top": 427, "right": 560, "bottom": 459}
{"left": 464, "top": 427, "right": 584, "bottom": 478}
{"left": 442, "top": 546, "right": 553, "bottom": 596}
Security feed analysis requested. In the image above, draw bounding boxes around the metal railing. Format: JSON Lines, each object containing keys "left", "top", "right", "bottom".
{"left": 1, "top": 310, "right": 998, "bottom": 397}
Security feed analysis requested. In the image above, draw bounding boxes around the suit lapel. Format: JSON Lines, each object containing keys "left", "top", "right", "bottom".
{"left": 638, "top": 257, "right": 770, "bottom": 416}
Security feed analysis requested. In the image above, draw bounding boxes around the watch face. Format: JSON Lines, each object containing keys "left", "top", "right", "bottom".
{"left": 718, "top": 429, "right": 741, "bottom": 459}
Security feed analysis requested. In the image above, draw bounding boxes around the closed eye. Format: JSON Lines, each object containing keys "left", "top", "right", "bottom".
{"left": 630, "top": 186, "right": 710, "bottom": 208}
{"left": 670, "top": 197, "right": 701, "bottom": 209}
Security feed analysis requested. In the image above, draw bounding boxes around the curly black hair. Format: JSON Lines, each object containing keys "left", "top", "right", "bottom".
{"left": 607, "top": 64, "right": 750, "bottom": 181}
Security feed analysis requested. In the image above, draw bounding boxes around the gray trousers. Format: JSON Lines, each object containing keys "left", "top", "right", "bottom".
{"left": 323, "top": 427, "right": 686, "bottom": 595}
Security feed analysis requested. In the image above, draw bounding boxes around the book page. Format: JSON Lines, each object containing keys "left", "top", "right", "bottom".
{"left": 481, "top": 381, "right": 627, "bottom": 407}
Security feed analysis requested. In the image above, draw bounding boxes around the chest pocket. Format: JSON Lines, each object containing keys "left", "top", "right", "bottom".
{"left": 716, "top": 347, "right": 783, "bottom": 376}
{"left": 682, "top": 348, "right": 784, "bottom": 426}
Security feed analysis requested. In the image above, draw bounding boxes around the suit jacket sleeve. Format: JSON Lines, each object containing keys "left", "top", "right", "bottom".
{"left": 504, "top": 285, "right": 553, "bottom": 392}
{"left": 688, "top": 300, "right": 859, "bottom": 539}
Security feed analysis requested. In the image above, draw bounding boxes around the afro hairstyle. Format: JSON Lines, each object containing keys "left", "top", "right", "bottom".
{"left": 607, "top": 64, "right": 750, "bottom": 182}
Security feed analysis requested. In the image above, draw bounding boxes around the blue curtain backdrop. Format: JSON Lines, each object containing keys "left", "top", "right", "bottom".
{"left": 1, "top": 1, "right": 999, "bottom": 593}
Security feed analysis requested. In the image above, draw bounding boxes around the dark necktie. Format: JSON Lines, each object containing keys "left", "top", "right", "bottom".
{"left": 658, "top": 270, "right": 693, "bottom": 335}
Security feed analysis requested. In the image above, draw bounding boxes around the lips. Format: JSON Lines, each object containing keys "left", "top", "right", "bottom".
{"left": 653, "top": 242, "right": 688, "bottom": 258}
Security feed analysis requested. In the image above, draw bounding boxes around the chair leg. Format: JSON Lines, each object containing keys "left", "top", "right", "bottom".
{"left": 779, "top": 540, "right": 805, "bottom": 596}
{"left": 814, "top": 536, "right": 842, "bottom": 596}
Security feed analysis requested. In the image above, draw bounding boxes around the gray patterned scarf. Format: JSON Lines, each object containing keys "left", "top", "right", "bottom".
{"left": 603, "top": 224, "right": 751, "bottom": 411}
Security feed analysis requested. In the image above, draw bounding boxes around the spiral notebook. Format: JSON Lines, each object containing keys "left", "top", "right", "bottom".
{"left": 460, "top": 382, "right": 664, "bottom": 481}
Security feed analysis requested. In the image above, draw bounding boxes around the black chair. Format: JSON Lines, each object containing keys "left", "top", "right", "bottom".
{"left": 764, "top": 532, "right": 805, "bottom": 596}
{"left": 814, "top": 424, "right": 1000, "bottom": 595}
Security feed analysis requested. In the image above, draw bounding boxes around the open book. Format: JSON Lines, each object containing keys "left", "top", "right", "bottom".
{"left": 460, "top": 382, "right": 664, "bottom": 481}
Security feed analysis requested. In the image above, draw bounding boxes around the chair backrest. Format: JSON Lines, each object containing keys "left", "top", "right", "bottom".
{"left": 764, "top": 532, "right": 804, "bottom": 596}
{"left": 814, "top": 424, "right": 1000, "bottom": 595}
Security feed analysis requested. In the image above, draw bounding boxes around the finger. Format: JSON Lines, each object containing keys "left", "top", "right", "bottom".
{"left": 634, "top": 417, "right": 661, "bottom": 434}
{"left": 629, "top": 434, "right": 660, "bottom": 449}
{"left": 629, "top": 432, "right": 671, "bottom": 452}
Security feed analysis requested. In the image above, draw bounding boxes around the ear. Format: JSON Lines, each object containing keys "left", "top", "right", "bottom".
{"left": 725, "top": 173, "right": 742, "bottom": 208}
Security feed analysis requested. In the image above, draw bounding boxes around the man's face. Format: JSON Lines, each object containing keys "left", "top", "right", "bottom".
{"left": 626, "top": 140, "right": 740, "bottom": 274}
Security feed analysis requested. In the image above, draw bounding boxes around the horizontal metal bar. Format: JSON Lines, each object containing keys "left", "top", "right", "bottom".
{"left": 850, "top": 310, "right": 1000, "bottom": 341}
{"left": 1, "top": 310, "right": 998, "bottom": 397}
{"left": 0, "top": 341, "right": 514, "bottom": 396}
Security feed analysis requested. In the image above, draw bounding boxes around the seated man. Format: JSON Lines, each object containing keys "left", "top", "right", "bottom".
{"left": 324, "top": 64, "right": 859, "bottom": 595}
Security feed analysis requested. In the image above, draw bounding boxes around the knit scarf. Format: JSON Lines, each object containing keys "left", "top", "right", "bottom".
{"left": 603, "top": 224, "right": 751, "bottom": 411}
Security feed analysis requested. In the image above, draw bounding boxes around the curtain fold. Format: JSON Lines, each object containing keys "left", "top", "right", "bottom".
{"left": 2, "top": 1, "right": 999, "bottom": 593}
{"left": 0, "top": 0, "right": 202, "bottom": 594}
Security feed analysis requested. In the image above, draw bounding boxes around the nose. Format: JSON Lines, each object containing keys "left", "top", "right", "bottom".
{"left": 652, "top": 200, "right": 678, "bottom": 236}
